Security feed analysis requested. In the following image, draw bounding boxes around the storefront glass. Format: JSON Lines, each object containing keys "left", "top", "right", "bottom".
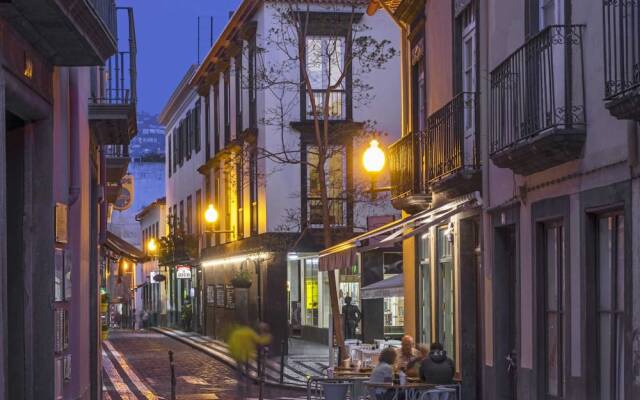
{"left": 437, "top": 227, "right": 455, "bottom": 360}
{"left": 301, "top": 257, "right": 331, "bottom": 328}
{"left": 383, "top": 252, "right": 403, "bottom": 336}
{"left": 419, "top": 233, "right": 432, "bottom": 345}
{"left": 287, "top": 258, "right": 302, "bottom": 334}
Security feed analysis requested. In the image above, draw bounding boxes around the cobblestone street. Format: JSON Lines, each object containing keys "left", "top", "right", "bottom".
{"left": 103, "top": 330, "right": 306, "bottom": 400}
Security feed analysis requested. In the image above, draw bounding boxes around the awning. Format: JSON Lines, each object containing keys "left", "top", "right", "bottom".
{"left": 319, "top": 191, "right": 481, "bottom": 271}
{"left": 104, "top": 231, "right": 145, "bottom": 262}
{"left": 361, "top": 274, "right": 404, "bottom": 299}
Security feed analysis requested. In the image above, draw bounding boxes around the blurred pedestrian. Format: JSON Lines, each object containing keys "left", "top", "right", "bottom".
{"left": 228, "top": 323, "right": 272, "bottom": 399}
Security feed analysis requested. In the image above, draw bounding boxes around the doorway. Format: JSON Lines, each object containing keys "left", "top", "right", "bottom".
{"left": 494, "top": 225, "right": 518, "bottom": 400}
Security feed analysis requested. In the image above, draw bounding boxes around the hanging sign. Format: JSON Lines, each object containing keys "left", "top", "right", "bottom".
{"left": 176, "top": 265, "right": 192, "bottom": 279}
{"left": 113, "top": 175, "right": 134, "bottom": 211}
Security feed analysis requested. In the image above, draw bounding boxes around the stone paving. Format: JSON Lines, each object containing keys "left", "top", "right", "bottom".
{"left": 152, "top": 327, "right": 330, "bottom": 388}
{"left": 102, "top": 330, "right": 307, "bottom": 400}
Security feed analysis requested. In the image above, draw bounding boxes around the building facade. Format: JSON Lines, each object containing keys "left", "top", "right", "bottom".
{"left": 367, "top": 0, "right": 640, "bottom": 399}
{"left": 159, "top": 0, "right": 403, "bottom": 349}
{"left": 0, "top": 1, "right": 137, "bottom": 399}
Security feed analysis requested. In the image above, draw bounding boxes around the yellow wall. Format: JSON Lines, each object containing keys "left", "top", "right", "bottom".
{"left": 402, "top": 235, "right": 416, "bottom": 337}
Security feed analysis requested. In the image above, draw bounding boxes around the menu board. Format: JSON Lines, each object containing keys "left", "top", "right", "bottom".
{"left": 54, "top": 249, "right": 64, "bottom": 302}
{"left": 206, "top": 285, "right": 216, "bottom": 305}
{"left": 215, "top": 284, "right": 225, "bottom": 307}
{"left": 225, "top": 284, "right": 235, "bottom": 309}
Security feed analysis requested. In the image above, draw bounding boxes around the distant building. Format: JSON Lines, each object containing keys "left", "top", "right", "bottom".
{"left": 129, "top": 112, "right": 165, "bottom": 162}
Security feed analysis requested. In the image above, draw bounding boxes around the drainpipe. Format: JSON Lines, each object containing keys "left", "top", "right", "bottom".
{"left": 68, "top": 69, "right": 81, "bottom": 206}
{"left": 628, "top": 120, "right": 638, "bottom": 169}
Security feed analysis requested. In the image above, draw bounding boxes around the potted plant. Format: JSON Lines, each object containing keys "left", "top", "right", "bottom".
{"left": 231, "top": 268, "right": 252, "bottom": 288}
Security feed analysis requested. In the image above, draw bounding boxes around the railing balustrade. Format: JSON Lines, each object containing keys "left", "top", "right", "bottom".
{"left": 603, "top": 0, "right": 640, "bottom": 99}
{"left": 490, "top": 25, "right": 585, "bottom": 155}
{"left": 426, "top": 92, "right": 477, "bottom": 182}
{"left": 103, "top": 144, "right": 129, "bottom": 158}
{"left": 307, "top": 197, "right": 348, "bottom": 227}
{"left": 388, "top": 131, "right": 427, "bottom": 200}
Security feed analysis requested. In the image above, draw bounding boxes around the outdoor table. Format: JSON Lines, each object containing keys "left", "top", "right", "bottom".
{"left": 356, "top": 348, "right": 381, "bottom": 367}
{"left": 365, "top": 382, "right": 459, "bottom": 400}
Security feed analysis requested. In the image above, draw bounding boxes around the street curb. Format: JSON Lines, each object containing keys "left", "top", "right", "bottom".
{"left": 150, "top": 327, "right": 307, "bottom": 392}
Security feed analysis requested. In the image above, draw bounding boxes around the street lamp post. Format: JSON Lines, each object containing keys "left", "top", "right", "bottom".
{"left": 203, "top": 204, "right": 233, "bottom": 234}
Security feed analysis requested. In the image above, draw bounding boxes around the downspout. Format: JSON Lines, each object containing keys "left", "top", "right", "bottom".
{"left": 68, "top": 69, "right": 81, "bottom": 206}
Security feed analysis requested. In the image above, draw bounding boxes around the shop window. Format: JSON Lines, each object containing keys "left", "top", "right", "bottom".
{"left": 419, "top": 233, "right": 432, "bottom": 345}
{"left": 236, "top": 158, "right": 244, "bottom": 239}
{"left": 596, "top": 214, "right": 625, "bottom": 400}
{"left": 303, "top": 258, "right": 319, "bottom": 327}
{"left": 437, "top": 227, "right": 455, "bottom": 360}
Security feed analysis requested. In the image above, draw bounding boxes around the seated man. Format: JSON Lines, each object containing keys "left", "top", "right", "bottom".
{"left": 395, "top": 335, "right": 418, "bottom": 372}
{"left": 406, "top": 344, "right": 429, "bottom": 377}
{"left": 419, "top": 342, "right": 455, "bottom": 384}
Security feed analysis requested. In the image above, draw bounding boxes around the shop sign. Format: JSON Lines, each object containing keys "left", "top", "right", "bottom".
{"left": 176, "top": 265, "right": 191, "bottom": 279}
{"left": 150, "top": 271, "right": 163, "bottom": 283}
{"left": 225, "top": 284, "right": 235, "bottom": 309}
{"left": 113, "top": 175, "right": 134, "bottom": 211}
{"left": 55, "top": 203, "right": 68, "bottom": 244}
{"left": 207, "top": 285, "right": 216, "bottom": 304}
{"left": 215, "top": 284, "right": 225, "bottom": 307}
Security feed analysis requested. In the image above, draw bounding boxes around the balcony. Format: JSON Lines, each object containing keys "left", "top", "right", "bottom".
{"left": 426, "top": 92, "right": 480, "bottom": 197}
{"left": 104, "top": 144, "right": 129, "bottom": 184}
{"left": 490, "top": 25, "right": 586, "bottom": 176}
{"left": 388, "top": 131, "right": 430, "bottom": 213}
{"left": 89, "top": 7, "right": 137, "bottom": 145}
{"left": 6, "top": 0, "right": 117, "bottom": 65}
{"left": 603, "top": 1, "right": 640, "bottom": 121}
{"left": 306, "top": 197, "right": 348, "bottom": 227}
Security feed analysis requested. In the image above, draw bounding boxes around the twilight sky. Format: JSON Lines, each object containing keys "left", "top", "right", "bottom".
{"left": 118, "top": 0, "right": 242, "bottom": 116}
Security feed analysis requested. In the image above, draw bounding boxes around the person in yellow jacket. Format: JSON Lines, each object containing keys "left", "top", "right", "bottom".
{"left": 228, "top": 323, "right": 272, "bottom": 399}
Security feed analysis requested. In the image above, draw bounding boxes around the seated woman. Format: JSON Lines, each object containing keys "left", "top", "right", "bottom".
{"left": 369, "top": 348, "right": 398, "bottom": 400}
{"left": 419, "top": 342, "right": 455, "bottom": 384}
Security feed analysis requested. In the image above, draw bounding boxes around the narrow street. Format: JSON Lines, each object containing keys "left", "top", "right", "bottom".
{"left": 102, "top": 330, "right": 306, "bottom": 400}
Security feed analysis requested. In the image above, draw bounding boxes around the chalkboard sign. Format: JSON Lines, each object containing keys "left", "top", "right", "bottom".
{"left": 206, "top": 285, "right": 215, "bottom": 305}
{"left": 215, "top": 284, "right": 225, "bottom": 307}
{"left": 225, "top": 284, "right": 235, "bottom": 309}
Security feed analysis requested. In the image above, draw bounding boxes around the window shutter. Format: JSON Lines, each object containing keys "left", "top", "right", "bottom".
{"left": 195, "top": 101, "right": 201, "bottom": 152}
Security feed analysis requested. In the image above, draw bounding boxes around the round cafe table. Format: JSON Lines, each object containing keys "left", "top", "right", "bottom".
{"left": 365, "top": 382, "right": 455, "bottom": 400}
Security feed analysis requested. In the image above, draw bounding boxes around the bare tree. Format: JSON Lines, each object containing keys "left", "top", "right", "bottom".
{"left": 250, "top": 1, "right": 396, "bottom": 359}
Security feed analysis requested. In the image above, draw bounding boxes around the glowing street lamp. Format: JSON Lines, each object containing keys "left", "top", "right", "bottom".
{"left": 363, "top": 140, "right": 385, "bottom": 173}
{"left": 146, "top": 238, "right": 158, "bottom": 254}
{"left": 204, "top": 204, "right": 219, "bottom": 224}
{"left": 363, "top": 139, "right": 389, "bottom": 200}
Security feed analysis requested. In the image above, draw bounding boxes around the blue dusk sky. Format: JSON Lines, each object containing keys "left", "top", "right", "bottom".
{"left": 118, "top": 0, "right": 242, "bottom": 116}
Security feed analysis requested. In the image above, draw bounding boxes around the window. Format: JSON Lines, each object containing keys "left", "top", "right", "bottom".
{"left": 194, "top": 100, "right": 201, "bottom": 153}
{"left": 543, "top": 222, "right": 565, "bottom": 398}
{"left": 306, "top": 146, "right": 346, "bottom": 227}
{"left": 179, "top": 120, "right": 186, "bottom": 166}
{"left": 248, "top": 35, "right": 258, "bottom": 129}
{"left": 205, "top": 94, "right": 210, "bottom": 160}
{"left": 179, "top": 201, "right": 184, "bottom": 230}
{"left": 224, "top": 69, "right": 231, "bottom": 145}
{"left": 411, "top": 37, "right": 425, "bottom": 131}
{"left": 303, "top": 259, "right": 319, "bottom": 327}
{"left": 305, "top": 36, "right": 346, "bottom": 120}
{"left": 419, "top": 233, "right": 432, "bottom": 345}
{"left": 235, "top": 53, "right": 243, "bottom": 133}
{"left": 172, "top": 129, "right": 178, "bottom": 172}
{"left": 236, "top": 157, "right": 244, "bottom": 239}
{"left": 526, "top": 0, "right": 563, "bottom": 36}
{"left": 186, "top": 196, "right": 193, "bottom": 234}
{"left": 437, "top": 227, "right": 455, "bottom": 360}
{"left": 249, "top": 145, "right": 258, "bottom": 235}
{"left": 596, "top": 214, "right": 625, "bottom": 400}
{"left": 155, "top": 222, "right": 159, "bottom": 238}
{"left": 195, "top": 190, "right": 202, "bottom": 237}
{"left": 167, "top": 134, "right": 172, "bottom": 178}
{"left": 185, "top": 111, "right": 192, "bottom": 161}
{"left": 214, "top": 83, "right": 220, "bottom": 154}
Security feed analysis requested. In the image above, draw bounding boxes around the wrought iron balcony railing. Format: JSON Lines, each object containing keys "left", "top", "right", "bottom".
{"left": 104, "top": 144, "right": 129, "bottom": 158}
{"left": 389, "top": 131, "right": 427, "bottom": 200}
{"left": 426, "top": 92, "right": 478, "bottom": 183}
{"left": 307, "top": 197, "right": 348, "bottom": 227}
{"left": 490, "top": 25, "right": 586, "bottom": 156}
{"left": 88, "top": 0, "right": 118, "bottom": 40}
{"left": 92, "top": 7, "right": 137, "bottom": 106}
{"left": 603, "top": 0, "right": 640, "bottom": 100}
